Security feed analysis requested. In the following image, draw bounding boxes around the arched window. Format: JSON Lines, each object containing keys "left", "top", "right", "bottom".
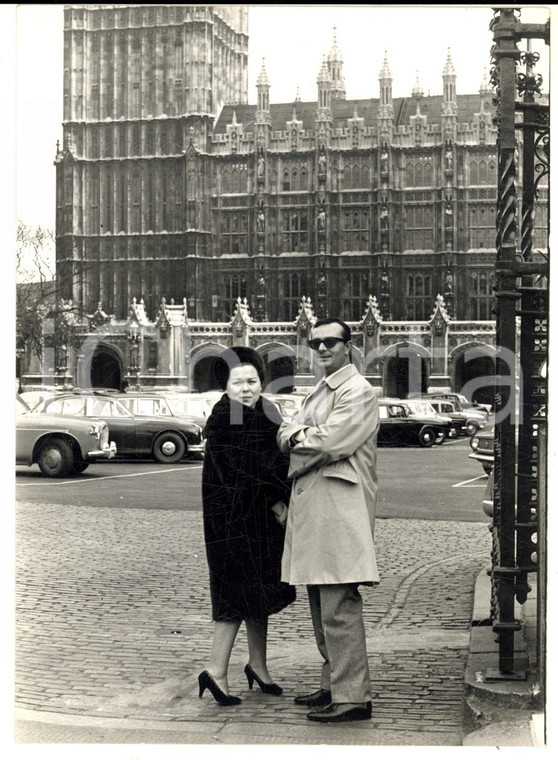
{"left": 222, "top": 170, "right": 230, "bottom": 194}
{"left": 470, "top": 160, "right": 479, "bottom": 184}
{"left": 478, "top": 160, "right": 487, "bottom": 184}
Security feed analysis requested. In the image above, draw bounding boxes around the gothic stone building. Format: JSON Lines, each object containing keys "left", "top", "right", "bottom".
{"left": 28, "top": 5, "right": 548, "bottom": 397}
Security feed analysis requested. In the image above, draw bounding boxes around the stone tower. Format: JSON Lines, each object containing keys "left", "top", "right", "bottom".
{"left": 55, "top": 4, "right": 249, "bottom": 319}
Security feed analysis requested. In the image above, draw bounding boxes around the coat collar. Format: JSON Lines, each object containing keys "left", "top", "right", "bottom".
{"left": 323, "top": 362, "right": 359, "bottom": 390}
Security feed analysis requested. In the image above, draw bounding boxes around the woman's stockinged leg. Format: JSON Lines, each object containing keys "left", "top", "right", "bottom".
{"left": 207, "top": 619, "right": 242, "bottom": 694}
{"left": 246, "top": 617, "right": 273, "bottom": 683}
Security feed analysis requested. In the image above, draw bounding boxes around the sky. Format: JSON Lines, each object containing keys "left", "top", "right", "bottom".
{"left": 12, "top": 3, "right": 552, "bottom": 232}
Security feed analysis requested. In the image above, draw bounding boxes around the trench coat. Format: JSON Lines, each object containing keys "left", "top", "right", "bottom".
{"left": 277, "top": 363, "right": 380, "bottom": 586}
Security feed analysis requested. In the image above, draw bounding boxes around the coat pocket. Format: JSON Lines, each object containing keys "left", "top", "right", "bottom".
{"left": 321, "top": 459, "right": 359, "bottom": 484}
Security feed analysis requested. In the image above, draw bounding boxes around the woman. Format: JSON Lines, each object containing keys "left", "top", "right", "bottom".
{"left": 198, "top": 347, "right": 296, "bottom": 706}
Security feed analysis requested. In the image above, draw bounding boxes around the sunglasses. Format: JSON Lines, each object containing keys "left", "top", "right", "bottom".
{"left": 308, "top": 337, "right": 347, "bottom": 350}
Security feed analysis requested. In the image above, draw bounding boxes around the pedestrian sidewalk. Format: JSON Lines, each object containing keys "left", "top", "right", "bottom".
{"left": 462, "top": 569, "right": 545, "bottom": 746}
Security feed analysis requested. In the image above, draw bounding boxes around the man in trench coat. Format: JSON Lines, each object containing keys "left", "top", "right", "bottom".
{"left": 277, "top": 317, "right": 380, "bottom": 723}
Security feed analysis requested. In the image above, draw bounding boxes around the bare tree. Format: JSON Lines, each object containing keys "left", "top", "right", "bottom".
{"left": 16, "top": 221, "right": 81, "bottom": 361}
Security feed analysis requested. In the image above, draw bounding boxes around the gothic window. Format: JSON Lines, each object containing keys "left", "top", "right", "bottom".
{"left": 220, "top": 213, "right": 248, "bottom": 254}
{"left": 118, "top": 168, "right": 127, "bottom": 232}
{"left": 174, "top": 79, "right": 183, "bottom": 116}
{"left": 103, "top": 166, "right": 113, "bottom": 233}
{"left": 283, "top": 272, "right": 308, "bottom": 320}
{"left": 222, "top": 163, "right": 247, "bottom": 194}
{"left": 146, "top": 123, "right": 155, "bottom": 155}
{"left": 174, "top": 162, "right": 183, "bottom": 224}
{"left": 119, "top": 127, "right": 126, "bottom": 157}
{"left": 282, "top": 168, "right": 290, "bottom": 192}
{"left": 470, "top": 156, "right": 497, "bottom": 185}
{"left": 468, "top": 271, "right": 494, "bottom": 319}
{"left": 281, "top": 210, "right": 309, "bottom": 252}
{"left": 160, "top": 126, "right": 168, "bottom": 154}
{"left": 102, "top": 126, "right": 112, "bottom": 158}
{"left": 469, "top": 206, "right": 496, "bottom": 248}
{"left": 224, "top": 273, "right": 247, "bottom": 317}
{"left": 89, "top": 167, "right": 100, "bottom": 233}
{"left": 162, "top": 170, "right": 170, "bottom": 231}
{"left": 131, "top": 169, "right": 141, "bottom": 232}
{"left": 132, "top": 82, "right": 140, "bottom": 117}
{"left": 91, "top": 130, "right": 100, "bottom": 159}
{"left": 533, "top": 201, "right": 548, "bottom": 250}
{"left": 132, "top": 124, "right": 141, "bottom": 156}
{"left": 300, "top": 166, "right": 308, "bottom": 190}
{"left": 404, "top": 206, "right": 434, "bottom": 249}
{"left": 404, "top": 273, "right": 433, "bottom": 320}
{"left": 340, "top": 208, "right": 369, "bottom": 251}
{"left": 91, "top": 83, "right": 100, "bottom": 119}
{"left": 147, "top": 171, "right": 155, "bottom": 231}
{"left": 341, "top": 271, "right": 369, "bottom": 321}
{"left": 174, "top": 37, "right": 184, "bottom": 71}
{"left": 341, "top": 162, "right": 370, "bottom": 190}
{"left": 405, "top": 158, "right": 432, "bottom": 187}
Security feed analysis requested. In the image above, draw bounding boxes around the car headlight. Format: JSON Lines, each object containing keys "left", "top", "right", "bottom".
{"left": 470, "top": 435, "right": 480, "bottom": 451}
{"left": 88, "top": 422, "right": 103, "bottom": 439}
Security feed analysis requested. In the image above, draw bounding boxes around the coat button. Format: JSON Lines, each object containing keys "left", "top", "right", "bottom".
{"left": 296, "top": 487, "right": 303, "bottom": 495}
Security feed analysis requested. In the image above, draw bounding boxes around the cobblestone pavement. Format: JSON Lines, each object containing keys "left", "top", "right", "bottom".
{"left": 15, "top": 501, "right": 492, "bottom": 745}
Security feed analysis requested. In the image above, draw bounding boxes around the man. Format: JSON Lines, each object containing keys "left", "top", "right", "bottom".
{"left": 277, "top": 317, "right": 380, "bottom": 723}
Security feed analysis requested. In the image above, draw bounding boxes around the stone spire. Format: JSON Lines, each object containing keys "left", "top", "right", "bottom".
{"left": 256, "top": 57, "right": 271, "bottom": 127}
{"left": 441, "top": 48, "right": 458, "bottom": 136}
{"left": 316, "top": 57, "right": 332, "bottom": 119}
{"left": 442, "top": 48, "right": 457, "bottom": 102}
{"left": 327, "top": 26, "right": 346, "bottom": 99}
{"left": 412, "top": 70, "right": 424, "bottom": 100}
{"left": 378, "top": 51, "right": 393, "bottom": 141}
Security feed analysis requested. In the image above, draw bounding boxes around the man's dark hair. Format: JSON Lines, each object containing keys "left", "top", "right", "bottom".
{"left": 312, "top": 317, "right": 352, "bottom": 344}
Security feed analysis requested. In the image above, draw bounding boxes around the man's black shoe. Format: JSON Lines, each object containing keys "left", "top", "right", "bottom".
{"left": 293, "top": 689, "right": 332, "bottom": 707}
{"left": 307, "top": 701, "right": 372, "bottom": 723}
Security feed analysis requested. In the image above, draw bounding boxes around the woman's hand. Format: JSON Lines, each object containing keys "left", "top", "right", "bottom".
{"left": 270, "top": 501, "right": 288, "bottom": 526}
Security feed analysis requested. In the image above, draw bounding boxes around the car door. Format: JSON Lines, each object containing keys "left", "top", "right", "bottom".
{"left": 84, "top": 397, "right": 138, "bottom": 455}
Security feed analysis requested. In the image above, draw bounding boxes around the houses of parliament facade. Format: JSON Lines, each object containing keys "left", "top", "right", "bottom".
{"left": 30, "top": 4, "right": 548, "bottom": 395}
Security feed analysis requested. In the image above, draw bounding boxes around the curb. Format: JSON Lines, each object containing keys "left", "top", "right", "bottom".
{"left": 462, "top": 568, "right": 544, "bottom": 746}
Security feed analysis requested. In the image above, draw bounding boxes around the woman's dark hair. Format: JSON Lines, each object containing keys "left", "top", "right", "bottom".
{"left": 213, "top": 346, "right": 266, "bottom": 390}
{"left": 312, "top": 317, "right": 352, "bottom": 344}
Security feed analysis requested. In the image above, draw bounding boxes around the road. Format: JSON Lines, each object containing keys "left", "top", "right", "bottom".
{"left": 14, "top": 434, "right": 494, "bottom": 744}
{"left": 16, "top": 436, "right": 490, "bottom": 523}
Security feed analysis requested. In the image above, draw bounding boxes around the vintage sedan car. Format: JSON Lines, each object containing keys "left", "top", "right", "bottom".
{"left": 399, "top": 398, "right": 458, "bottom": 442}
{"left": 115, "top": 392, "right": 207, "bottom": 431}
{"left": 16, "top": 395, "right": 116, "bottom": 477}
{"left": 377, "top": 399, "right": 451, "bottom": 448}
{"left": 469, "top": 428, "right": 495, "bottom": 474}
{"left": 35, "top": 391, "right": 204, "bottom": 464}
{"left": 425, "top": 393, "right": 491, "bottom": 421}
{"left": 425, "top": 398, "right": 487, "bottom": 436}
{"left": 160, "top": 392, "right": 223, "bottom": 429}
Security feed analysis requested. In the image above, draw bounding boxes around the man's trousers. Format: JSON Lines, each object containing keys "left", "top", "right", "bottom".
{"left": 307, "top": 583, "right": 371, "bottom": 703}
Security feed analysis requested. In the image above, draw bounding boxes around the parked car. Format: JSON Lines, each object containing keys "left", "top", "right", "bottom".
{"left": 158, "top": 392, "right": 223, "bottom": 429}
{"left": 16, "top": 395, "right": 116, "bottom": 477}
{"left": 262, "top": 393, "right": 304, "bottom": 423}
{"left": 35, "top": 391, "right": 205, "bottom": 464}
{"left": 398, "top": 398, "right": 458, "bottom": 441}
{"left": 469, "top": 428, "right": 495, "bottom": 474}
{"left": 424, "top": 398, "right": 487, "bottom": 436}
{"left": 115, "top": 392, "right": 207, "bottom": 431}
{"left": 424, "top": 392, "right": 491, "bottom": 418}
{"left": 377, "top": 399, "right": 451, "bottom": 448}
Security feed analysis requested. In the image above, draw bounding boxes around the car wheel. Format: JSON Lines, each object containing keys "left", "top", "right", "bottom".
{"left": 153, "top": 432, "right": 187, "bottom": 464}
{"left": 73, "top": 461, "right": 89, "bottom": 474}
{"left": 418, "top": 428, "right": 436, "bottom": 448}
{"left": 482, "top": 462, "right": 493, "bottom": 475}
{"left": 434, "top": 429, "right": 447, "bottom": 445}
{"left": 466, "top": 422, "right": 480, "bottom": 436}
{"left": 37, "top": 438, "right": 74, "bottom": 478}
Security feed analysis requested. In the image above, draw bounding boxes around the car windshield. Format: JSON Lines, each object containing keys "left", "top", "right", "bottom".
{"left": 405, "top": 401, "right": 435, "bottom": 415}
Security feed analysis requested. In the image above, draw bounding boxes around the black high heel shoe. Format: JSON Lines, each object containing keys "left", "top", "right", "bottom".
{"left": 198, "top": 670, "right": 241, "bottom": 706}
{"left": 244, "top": 664, "right": 283, "bottom": 696}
